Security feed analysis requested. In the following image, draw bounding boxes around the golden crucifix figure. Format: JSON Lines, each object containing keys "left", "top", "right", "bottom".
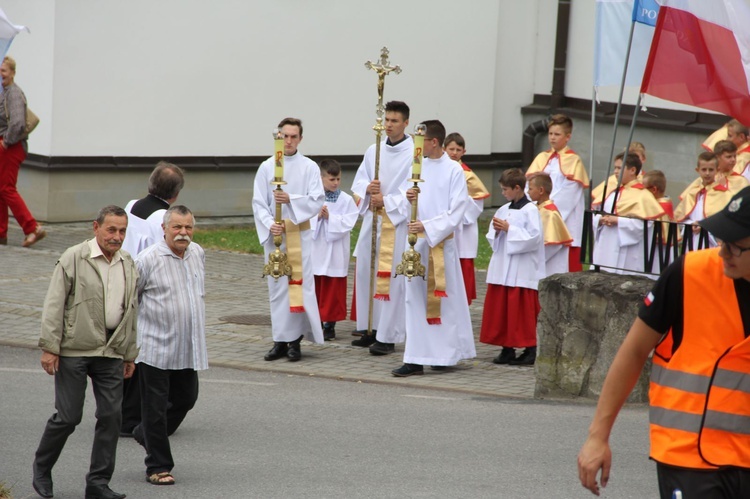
{"left": 364, "top": 47, "right": 401, "bottom": 335}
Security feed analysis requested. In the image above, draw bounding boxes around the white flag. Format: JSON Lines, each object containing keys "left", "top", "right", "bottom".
{"left": 0, "top": 7, "right": 28, "bottom": 60}
{"left": 594, "top": 0, "right": 655, "bottom": 88}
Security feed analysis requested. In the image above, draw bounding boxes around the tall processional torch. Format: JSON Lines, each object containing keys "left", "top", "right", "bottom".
{"left": 395, "top": 124, "right": 427, "bottom": 280}
{"left": 262, "top": 129, "right": 293, "bottom": 280}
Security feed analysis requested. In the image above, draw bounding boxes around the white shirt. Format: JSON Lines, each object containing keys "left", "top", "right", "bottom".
{"left": 135, "top": 239, "right": 208, "bottom": 370}
{"left": 87, "top": 239, "right": 126, "bottom": 330}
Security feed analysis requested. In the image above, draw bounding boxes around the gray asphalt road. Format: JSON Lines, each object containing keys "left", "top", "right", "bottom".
{"left": 1, "top": 345, "right": 656, "bottom": 498}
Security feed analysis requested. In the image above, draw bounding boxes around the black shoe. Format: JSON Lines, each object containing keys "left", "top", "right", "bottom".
{"left": 264, "top": 342, "right": 288, "bottom": 361}
{"left": 84, "top": 484, "right": 126, "bottom": 499}
{"left": 32, "top": 463, "right": 53, "bottom": 498}
{"left": 323, "top": 323, "right": 336, "bottom": 341}
{"left": 509, "top": 347, "right": 536, "bottom": 366}
{"left": 430, "top": 365, "right": 448, "bottom": 371}
{"left": 391, "top": 363, "right": 424, "bottom": 377}
{"left": 492, "top": 347, "right": 516, "bottom": 365}
{"left": 287, "top": 336, "right": 303, "bottom": 362}
{"left": 369, "top": 341, "right": 395, "bottom": 356}
{"left": 351, "top": 329, "right": 365, "bottom": 337}
{"left": 351, "top": 333, "right": 377, "bottom": 347}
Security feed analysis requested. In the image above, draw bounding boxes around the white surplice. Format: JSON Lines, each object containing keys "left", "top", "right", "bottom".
{"left": 529, "top": 155, "right": 585, "bottom": 248}
{"left": 544, "top": 244, "right": 569, "bottom": 277}
{"left": 310, "top": 190, "right": 359, "bottom": 277}
{"left": 351, "top": 137, "right": 413, "bottom": 342}
{"left": 455, "top": 197, "right": 484, "bottom": 259}
{"left": 252, "top": 152, "right": 325, "bottom": 343}
{"left": 486, "top": 200, "right": 545, "bottom": 289}
{"left": 680, "top": 193, "right": 717, "bottom": 251}
{"left": 402, "top": 152, "right": 475, "bottom": 366}
{"left": 592, "top": 190, "right": 652, "bottom": 276}
{"left": 122, "top": 200, "right": 166, "bottom": 257}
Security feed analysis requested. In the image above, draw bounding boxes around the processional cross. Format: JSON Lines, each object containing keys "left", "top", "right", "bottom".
{"left": 363, "top": 47, "right": 401, "bottom": 336}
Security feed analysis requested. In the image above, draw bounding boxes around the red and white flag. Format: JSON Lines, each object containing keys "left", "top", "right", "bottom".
{"left": 641, "top": 0, "right": 750, "bottom": 123}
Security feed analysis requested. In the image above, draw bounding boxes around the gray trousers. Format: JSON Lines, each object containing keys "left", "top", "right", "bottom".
{"left": 33, "top": 356, "right": 123, "bottom": 486}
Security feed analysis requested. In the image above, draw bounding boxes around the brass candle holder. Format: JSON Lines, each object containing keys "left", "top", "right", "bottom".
{"left": 262, "top": 128, "right": 293, "bottom": 280}
{"left": 396, "top": 124, "right": 426, "bottom": 281}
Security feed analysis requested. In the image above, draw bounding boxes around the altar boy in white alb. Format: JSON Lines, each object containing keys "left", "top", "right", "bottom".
{"left": 252, "top": 118, "right": 325, "bottom": 362}
{"left": 350, "top": 101, "right": 413, "bottom": 356}
{"left": 311, "top": 159, "right": 359, "bottom": 341}
{"left": 391, "top": 120, "right": 475, "bottom": 377}
{"left": 592, "top": 153, "right": 666, "bottom": 276}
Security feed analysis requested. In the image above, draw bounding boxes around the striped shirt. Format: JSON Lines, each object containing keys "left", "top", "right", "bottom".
{"left": 134, "top": 239, "right": 208, "bottom": 370}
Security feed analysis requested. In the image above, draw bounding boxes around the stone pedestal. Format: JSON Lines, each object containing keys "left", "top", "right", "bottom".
{"left": 534, "top": 271, "right": 655, "bottom": 402}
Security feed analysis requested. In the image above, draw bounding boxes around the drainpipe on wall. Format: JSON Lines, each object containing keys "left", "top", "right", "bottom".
{"left": 522, "top": 119, "right": 549, "bottom": 169}
{"left": 522, "top": 0, "right": 571, "bottom": 168}
{"left": 551, "top": 0, "right": 571, "bottom": 109}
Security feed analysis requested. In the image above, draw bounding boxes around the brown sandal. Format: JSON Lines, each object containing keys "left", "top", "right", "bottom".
{"left": 22, "top": 226, "right": 46, "bottom": 248}
{"left": 147, "top": 472, "right": 175, "bottom": 485}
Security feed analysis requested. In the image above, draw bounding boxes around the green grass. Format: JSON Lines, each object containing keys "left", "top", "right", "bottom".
{"left": 192, "top": 227, "right": 264, "bottom": 254}
{"left": 475, "top": 217, "right": 493, "bottom": 270}
{"left": 192, "top": 220, "right": 493, "bottom": 270}
{"left": 0, "top": 481, "right": 13, "bottom": 499}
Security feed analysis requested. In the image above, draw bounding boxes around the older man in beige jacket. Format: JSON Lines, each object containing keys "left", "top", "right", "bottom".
{"left": 32, "top": 205, "right": 139, "bottom": 499}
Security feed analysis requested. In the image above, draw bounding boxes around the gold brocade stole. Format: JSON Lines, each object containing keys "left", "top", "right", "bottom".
{"left": 374, "top": 210, "right": 396, "bottom": 300}
{"left": 461, "top": 166, "right": 490, "bottom": 200}
{"left": 591, "top": 175, "right": 619, "bottom": 208}
{"left": 419, "top": 233, "right": 452, "bottom": 325}
{"left": 609, "top": 181, "right": 666, "bottom": 219}
{"left": 674, "top": 180, "right": 731, "bottom": 222}
{"left": 283, "top": 219, "right": 311, "bottom": 313}
{"left": 538, "top": 201, "right": 572, "bottom": 245}
{"left": 718, "top": 172, "right": 750, "bottom": 195}
{"left": 733, "top": 146, "right": 750, "bottom": 175}
{"left": 703, "top": 124, "right": 729, "bottom": 152}
{"left": 526, "top": 147, "right": 590, "bottom": 187}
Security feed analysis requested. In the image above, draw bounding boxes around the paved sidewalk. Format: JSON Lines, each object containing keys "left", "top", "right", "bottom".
{"left": 0, "top": 219, "right": 535, "bottom": 399}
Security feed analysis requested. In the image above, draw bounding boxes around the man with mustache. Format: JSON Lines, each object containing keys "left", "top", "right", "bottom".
{"left": 33, "top": 205, "right": 138, "bottom": 499}
{"left": 130, "top": 205, "right": 207, "bottom": 487}
{"left": 120, "top": 161, "right": 185, "bottom": 438}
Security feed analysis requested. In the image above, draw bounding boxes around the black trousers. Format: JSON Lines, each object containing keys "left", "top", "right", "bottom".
{"left": 34, "top": 356, "right": 123, "bottom": 486}
{"left": 120, "top": 369, "right": 141, "bottom": 433}
{"left": 138, "top": 363, "right": 199, "bottom": 475}
{"left": 657, "top": 463, "right": 750, "bottom": 499}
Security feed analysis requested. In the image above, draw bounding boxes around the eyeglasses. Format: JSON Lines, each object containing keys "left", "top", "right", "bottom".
{"left": 720, "top": 240, "right": 750, "bottom": 258}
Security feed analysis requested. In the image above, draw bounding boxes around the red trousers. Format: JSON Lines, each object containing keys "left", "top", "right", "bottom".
{"left": 0, "top": 140, "right": 35, "bottom": 237}
{"left": 314, "top": 275, "right": 348, "bottom": 322}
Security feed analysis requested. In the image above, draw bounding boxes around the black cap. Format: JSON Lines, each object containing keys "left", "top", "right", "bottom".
{"left": 699, "top": 186, "right": 750, "bottom": 243}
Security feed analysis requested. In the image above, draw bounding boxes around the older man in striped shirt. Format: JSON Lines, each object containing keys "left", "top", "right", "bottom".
{"left": 131, "top": 205, "right": 207, "bottom": 486}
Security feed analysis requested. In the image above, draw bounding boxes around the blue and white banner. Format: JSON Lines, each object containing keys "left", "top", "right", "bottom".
{"left": 594, "top": 0, "right": 656, "bottom": 88}
{"left": 632, "top": 0, "right": 660, "bottom": 26}
{"left": 0, "top": 7, "right": 27, "bottom": 62}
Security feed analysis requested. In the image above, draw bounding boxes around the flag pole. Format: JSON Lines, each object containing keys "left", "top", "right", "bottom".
{"left": 601, "top": 19, "right": 637, "bottom": 213}
{"left": 588, "top": 87, "right": 596, "bottom": 201}
{"left": 612, "top": 93, "right": 644, "bottom": 211}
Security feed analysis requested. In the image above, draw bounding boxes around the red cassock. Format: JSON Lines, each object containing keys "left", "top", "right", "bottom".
{"left": 480, "top": 284, "right": 540, "bottom": 348}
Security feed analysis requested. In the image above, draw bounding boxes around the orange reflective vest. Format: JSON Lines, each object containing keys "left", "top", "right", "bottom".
{"left": 650, "top": 248, "right": 750, "bottom": 469}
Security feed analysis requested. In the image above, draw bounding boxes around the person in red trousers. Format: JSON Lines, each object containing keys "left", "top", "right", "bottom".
{"left": 0, "top": 56, "right": 44, "bottom": 247}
